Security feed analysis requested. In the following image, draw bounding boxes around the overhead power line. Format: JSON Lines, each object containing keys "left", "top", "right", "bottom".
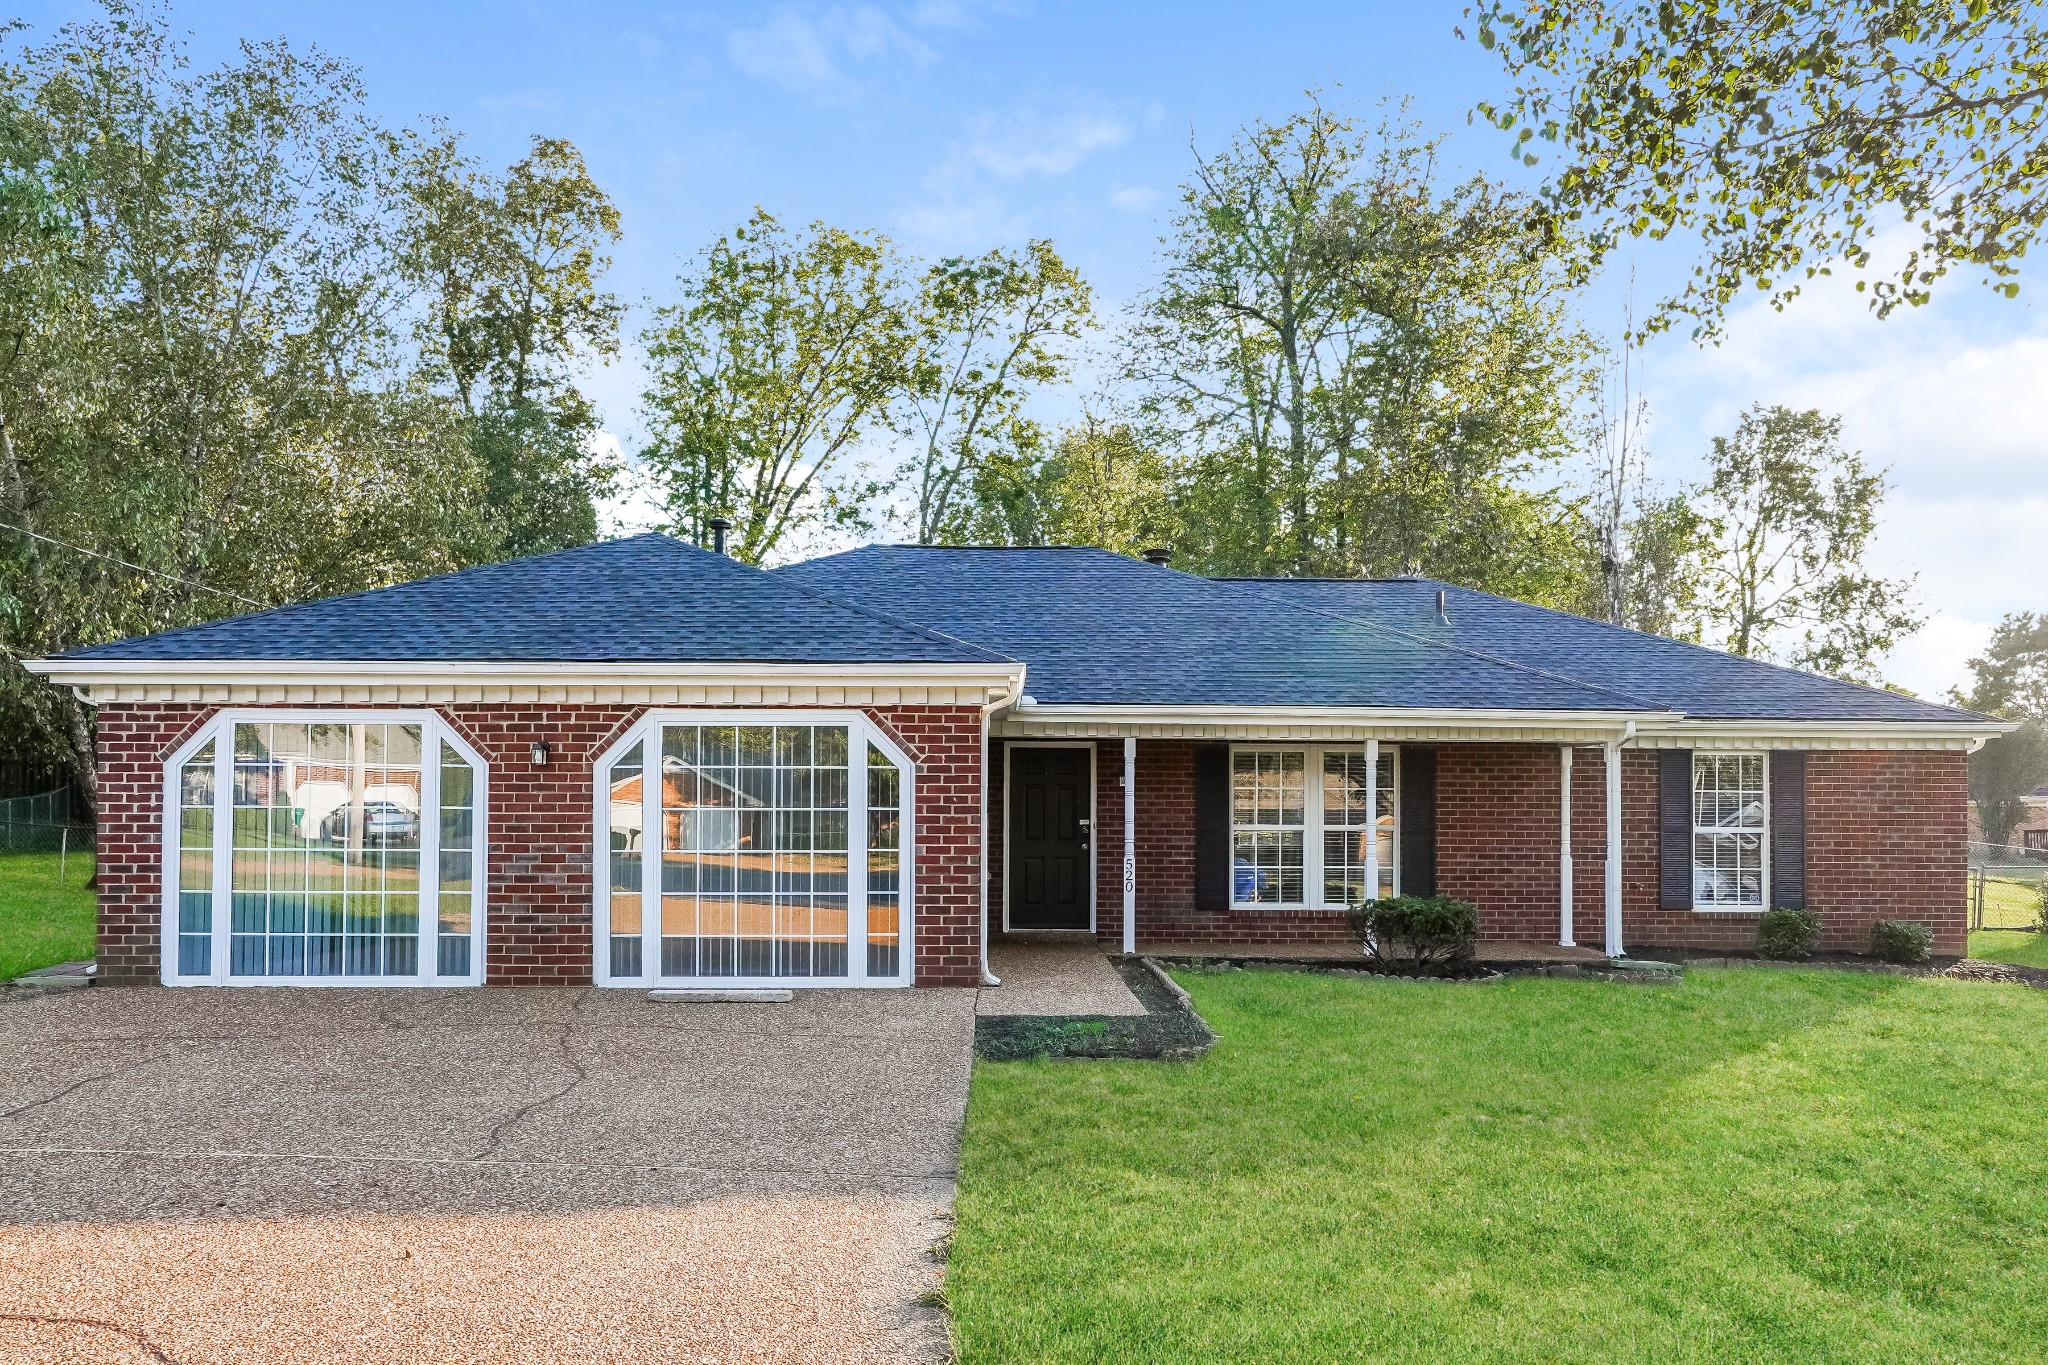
{"left": 1, "top": 522, "right": 266, "bottom": 608}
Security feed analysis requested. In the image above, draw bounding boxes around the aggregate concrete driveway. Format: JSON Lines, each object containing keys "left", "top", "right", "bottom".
{"left": 0, "top": 984, "right": 979, "bottom": 1364}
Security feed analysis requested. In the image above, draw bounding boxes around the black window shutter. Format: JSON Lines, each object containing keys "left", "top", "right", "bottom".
{"left": 1193, "top": 743, "right": 1230, "bottom": 913}
{"left": 1398, "top": 746, "right": 1437, "bottom": 897}
{"left": 1771, "top": 751, "right": 1806, "bottom": 910}
{"left": 1659, "top": 749, "right": 1694, "bottom": 910}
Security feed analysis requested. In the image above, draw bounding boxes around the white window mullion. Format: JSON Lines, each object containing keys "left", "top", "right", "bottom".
{"left": 211, "top": 733, "right": 232, "bottom": 983}
{"left": 1303, "top": 744, "right": 1325, "bottom": 910}
{"left": 420, "top": 727, "right": 441, "bottom": 981}
{"left": 848, "top": 737, "right": 870, "bottom": 985}
{"left": 642, "top": 731, "right": 661, "bottom": 983}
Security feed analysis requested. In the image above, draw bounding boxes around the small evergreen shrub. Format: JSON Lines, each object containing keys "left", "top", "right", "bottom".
{"left": 1870, "top": 919, "right": 1934, "bottom": 964}
{"left": 1347, "top": 895, "right": 1479, "bottom": 972}
{"left": 1756, "top": 907, "right": 1820, "bottom": 960}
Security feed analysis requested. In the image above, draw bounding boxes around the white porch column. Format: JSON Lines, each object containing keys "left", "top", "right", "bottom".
{"left": 1364, "top": 738, "right": 1380, "bottom": 900}
{"left": 1122, "top": 736, "right": 1137, "bottom": 955}
{"left": 1604, "top": 738, "right": 1623, "bottom": 958}
{"left": 1559, "top": 745, "right": 1575, "bottom": 947}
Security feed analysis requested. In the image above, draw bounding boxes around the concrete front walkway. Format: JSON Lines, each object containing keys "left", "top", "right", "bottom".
{"left": 0, "top": 984, "right": 979, "bottom": 1365}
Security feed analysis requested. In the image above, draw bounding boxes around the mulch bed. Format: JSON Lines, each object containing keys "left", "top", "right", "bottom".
{"left": 973, "top": 957, "right": 1217, "bottom": 1062}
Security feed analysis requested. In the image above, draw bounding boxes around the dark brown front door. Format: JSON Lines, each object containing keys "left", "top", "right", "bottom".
{"left": 1008, "top": 746, "right": 1091, "bottom": 930}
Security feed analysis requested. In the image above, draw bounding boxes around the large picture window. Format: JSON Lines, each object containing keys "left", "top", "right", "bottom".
{"left": 1693, "top": 753, "right": 1768, "bottom": 909}
{"left": 594, "top": 712, "right": 914, "bottom": 987}
{"left": 1231, "top": 744, "right": 1397, "bottom": 909}
{"left": 161, "top": 711, "right": 487, "bottom": 986}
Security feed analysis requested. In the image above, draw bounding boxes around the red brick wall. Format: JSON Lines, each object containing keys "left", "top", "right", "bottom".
{"left": 974, "top": 739, "right": 1967, "bottom": 958}
{"left": 91, "top": 701, "right": 986, "bottom": 988}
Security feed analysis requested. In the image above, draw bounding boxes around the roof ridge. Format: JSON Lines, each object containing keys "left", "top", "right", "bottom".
{"left": 1227, "top": 581, "right": 1676, "bottom": 714}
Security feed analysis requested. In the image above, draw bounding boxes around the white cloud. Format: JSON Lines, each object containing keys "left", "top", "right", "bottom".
{"left": 962, "top": 104, "right": 1131, "bottom": 178}
{"left": 1108, "top": 183, "right": 1160, "bottom": 213}
{"left": 726, "top": 5, "right": 935, "bottom": 103}
{"left": 1641, "top": 242, "right": 2048, "bottom": 698}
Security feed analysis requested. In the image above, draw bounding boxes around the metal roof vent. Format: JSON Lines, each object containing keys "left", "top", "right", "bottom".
{"left": 1142, "top": 547, "right": 1173, "bottom": 566}
{"left": 706, "top": 517, "right": 732, "bottom": 556}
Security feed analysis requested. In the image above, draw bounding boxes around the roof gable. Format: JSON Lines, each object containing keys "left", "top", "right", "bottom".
{"left": 58, "top": 534, "right": 1009, "bottom": 665}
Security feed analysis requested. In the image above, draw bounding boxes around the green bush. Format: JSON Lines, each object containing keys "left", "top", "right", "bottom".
{"left": 1870, "top": 919, "right": 1935, "bottom": 964}
{"left": 1756, "top": 907, "right": 1820, "bottom": 960}
{"left": 1347, "top": 895, "right": 1479, "bottom": 972}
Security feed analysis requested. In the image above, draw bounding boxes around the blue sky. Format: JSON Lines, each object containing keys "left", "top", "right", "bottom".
{"left": 23, "top": 0, "right": 2048, "bottom": 697}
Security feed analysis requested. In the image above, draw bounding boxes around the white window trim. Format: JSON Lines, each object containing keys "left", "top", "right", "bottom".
{"left": 1691, "top": 750, "right": 1771, "bottom": 914}
{"left": 1227, "top": 742, "right": 1400, "bottom": 911}
{"left": 158, "top": 708, "right": 489, "bottom": 988}
{"left": 590, "top": 709, "right": 916, "bottom": 990}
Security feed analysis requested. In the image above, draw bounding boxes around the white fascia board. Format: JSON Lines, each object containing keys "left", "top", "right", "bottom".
{"left": 1633, "top": 715, "right": 2015, "bottom": 751}
{"left": 26, "top": 656, "right": 1028, "bottom": 707}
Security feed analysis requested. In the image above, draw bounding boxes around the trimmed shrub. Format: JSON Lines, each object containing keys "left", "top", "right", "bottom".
{"left": 1757, "top": 907, "right": 1820, "bottom": 960}
{"left": 1870, "top": 919, "right": 1935, "bottom": 964}
{"left": 1347, "top": 895, "right": 1479, "bottom": 972}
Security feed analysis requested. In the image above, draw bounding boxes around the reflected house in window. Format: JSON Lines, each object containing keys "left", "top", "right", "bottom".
{"left": 25, "top": 533, "right": 2010, "bottom": 988}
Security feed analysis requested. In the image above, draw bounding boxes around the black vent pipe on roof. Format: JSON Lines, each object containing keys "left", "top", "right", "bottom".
{"left": 1142, "top": 546, "right": 1173, "bottom": 565}
{"left": 706, "top": 517, "right": 732, "bottom": 556}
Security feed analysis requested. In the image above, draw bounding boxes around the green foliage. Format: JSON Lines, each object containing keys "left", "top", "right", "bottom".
{"left": 1951, "top": 614, "right": 2048, "bottom": 846}
{"left": 639, "top": 210, "right": 909, "bottom": 564}
{"left": 1468, "top": 0, "right": 2048, "bottom": 337}
{"left": 1347, "top": 893, "right": 1480, "bottom": 971}
{"left": 1870, "top": 919, "right": 1935, "bottom": 965}
{"left": 954, "top": 968, "right": 2048, "bottom": 1361}
{"left": 1757, "top": 907, "right": 1821, "bottom": 960}
{"left": 956, "top": 419, "right": 1178, "bottom": 554}
{"left": 903, "top": 241, "right": 1092, "bottom": 545}
{"left": 1689, "top": 404, "right": 1920, "bottom": 681}
{"left": 1121, "top": 98, "right": 1599, "bottom": 602}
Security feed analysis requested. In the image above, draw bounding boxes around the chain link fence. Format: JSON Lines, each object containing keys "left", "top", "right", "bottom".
{"left": 0, "top": 787, "right": 95, "bottom": 883}
{"left": 1968, "top": 841, "right": 2047, "bottom": 931}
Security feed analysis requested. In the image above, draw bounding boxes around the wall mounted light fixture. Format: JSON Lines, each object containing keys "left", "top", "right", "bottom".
{"left": 531, "top": 740, "right": 551, "bottom": 766}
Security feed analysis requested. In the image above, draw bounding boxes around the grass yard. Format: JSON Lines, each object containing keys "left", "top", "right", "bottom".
{"left": 1969, "top": 929, "right": 2048, "bottom": 970}
{"left": 951, "top": 967, "right": 2048, "bottom": 1363}
{"left": 0, "top": 849, "right": 97, "bottom": 981}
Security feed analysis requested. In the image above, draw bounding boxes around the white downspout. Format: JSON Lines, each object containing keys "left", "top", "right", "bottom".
{"left": 1122, "top": 735, "right": 1137, "bottom": 955}
{"left": 979, "top": 696, "right": 1003, "bottom": 986}
{"left": 1559, "top": 744, "right": 1575, "bottom": 947}
{"left": 1603, "top": 721, "right": 1635, "bottom": 958}
{"left": 1364, "top": 738, "right": 1380, "bottom": 899}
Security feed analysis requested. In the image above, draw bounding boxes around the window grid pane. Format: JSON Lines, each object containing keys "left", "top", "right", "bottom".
{"left": 177, "top": 741, "right": 216, "bottom": 976}
{"left": 437, "top": 740, "right": 476, "bottom": 977}
{"left": 1693, "top": 754, "right": 1766, "bottom": 906}
{"left": 867, "top": 744, "right": 901, "bottom": 978}
{"left": 659, "top": 724, "right": 850, "bottom": 980}
{"left": 1321, "top": 750, "right": 1394, "bottom": 907}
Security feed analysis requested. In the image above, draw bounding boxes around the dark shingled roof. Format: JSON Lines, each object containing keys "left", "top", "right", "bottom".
{"left": 1228, "top": 577, "right": 1980, "bottom": 724}
{"left": 57, "top": 534, "right": 1009, "bottom": 665}
{"left": 775, "top": 546, "right": 1665, "bottom": 712}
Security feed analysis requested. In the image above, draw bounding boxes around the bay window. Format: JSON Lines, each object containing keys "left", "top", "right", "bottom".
{"left": 161, "top": 711, "right": 487, "bottom": 986}
{"left": 1231, "top": 744, "right": 1397, "bottom": 909}
{"left": 595, "top": 712, "right": 914, "bottom": 987}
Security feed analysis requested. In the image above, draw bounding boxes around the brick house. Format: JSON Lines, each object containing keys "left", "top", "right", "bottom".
{"left": 27, "top": 535, "right": 2007, "bottom": 989}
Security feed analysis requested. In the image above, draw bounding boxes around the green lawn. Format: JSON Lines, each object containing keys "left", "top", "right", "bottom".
{"left": 1969, "top": 929, "right": 2048, "bottom": 970}
{"left": 951, "top": 967, "right": 2048, "bottom": 1363}
{"left": 0, "top": 849, "right": 97, "bottom": 981}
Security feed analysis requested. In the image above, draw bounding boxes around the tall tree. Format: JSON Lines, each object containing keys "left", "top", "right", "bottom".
{"left": 1128, "top": 99, "right": 1599, "bottom": 599}
{"left": 1952, "top": 612, "right": 2048, "bottom": 846}
{"left": 1468, "top": 0, "right": 2048, "bottom": 336}
{"left": 958, "top": 418, "right": 1176, "bottom": 554}
{"left": 393, "top": 128, "right": 623, "bottom": 560}
{"left": 1688, "top": 404, "right": 1920, "bottom": 679}
{"left": 639, "top": 211, "right": 909, "bottom": 564}
{"left": 0, "top": 9, "right": 480, "bottom": 806}
{"left": 902, "top": 241, "right": 1092, "bottom": 545}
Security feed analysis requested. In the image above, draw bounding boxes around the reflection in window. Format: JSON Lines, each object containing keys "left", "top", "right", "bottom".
{"left": 607, "top": 743, "right": 644, "bottom": 978}
{"left": 868, "top": 744, "right": 901, "bottom": 978}
{"left": 177, "top": 741, "right": 215, "bottom": 976}
{"left": 659, "top": 724, "right": 850, "bottom": 979}
{"left": 437, "top": 742, "right": 476, "bottom": 977}
{"left": 1693, "top": 753, "right": 1766, "bottom": 907}
{"left": 1323, "top": 749, "right": 1394, "bottom": 906}
{"left": 1231, "top": 750, "right": 1305, "bottom": 904}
